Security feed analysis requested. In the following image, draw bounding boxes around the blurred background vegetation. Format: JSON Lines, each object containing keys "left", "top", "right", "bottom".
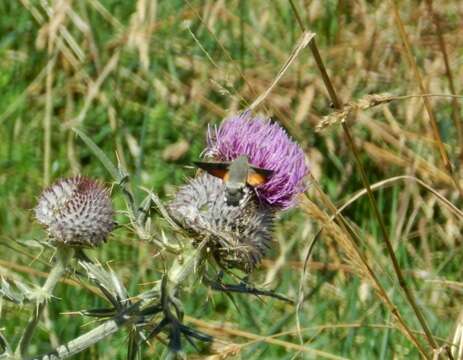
{"left": 1, "top": 0, "right": 463, "bottom": 359}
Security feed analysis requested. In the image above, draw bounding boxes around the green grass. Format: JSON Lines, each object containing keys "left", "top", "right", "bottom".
{"left": 1, "top": 0, "right": 463, "bottom": 359}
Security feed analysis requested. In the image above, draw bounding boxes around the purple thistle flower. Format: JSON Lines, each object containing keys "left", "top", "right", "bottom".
{"left": 35, "top": 176, "right": 114, "bottom": 247}
{"left": 205, "top": 112, "right": 309, "bottom": 209}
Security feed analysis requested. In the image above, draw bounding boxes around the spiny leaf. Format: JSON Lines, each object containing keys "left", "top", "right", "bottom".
{"left": 82, "top": 308, "right": 117, "bottom": 318}
{"left": 79, "top": 261, "right": 128, "bottom": 307}
{"left": 127, "top": 330, "right": 141, "bottom": 360}
{"left": 0, "top": 278, "right": 24, "bottom": 304}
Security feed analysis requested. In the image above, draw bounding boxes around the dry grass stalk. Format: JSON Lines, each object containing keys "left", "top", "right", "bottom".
{"left": 299, "top": 193, "right": 429, "bottom": 358}
{"left": 289, "top": 0, "right": 440, "bottom": 352}
{"left": 389, "top": 0, "right": 463, "bottom": 201}
{"left": 424, "top": 0, "right": 463, "bottom": 153}
{"left": 248, "top": 31, "right": 315, "bottom": 111}
{"left": 186, "top": 316, "right": 349, "bottom": 360}
{"left": 317, "top": 93, "right": 463, "bottom": 132}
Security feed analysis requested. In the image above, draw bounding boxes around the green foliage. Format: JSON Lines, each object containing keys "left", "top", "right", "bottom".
{"left": 1, "top": 1, "right": 463, "bottom": 359}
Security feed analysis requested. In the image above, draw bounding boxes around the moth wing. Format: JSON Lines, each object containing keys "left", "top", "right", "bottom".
{"left": 194, "top": 161, "right": 230, "bottom": 180}
{"left": 247, "top": 167, "right": 273, "bottom": 186}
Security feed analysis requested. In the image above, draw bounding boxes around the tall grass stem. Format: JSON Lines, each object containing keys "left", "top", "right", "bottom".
{"left": 289, "top": 0, "right": 437, "bottom": 353}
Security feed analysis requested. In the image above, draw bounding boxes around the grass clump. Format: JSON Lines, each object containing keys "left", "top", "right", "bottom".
{"left": 1, "top": 1, "right": 463, "bottom": 359}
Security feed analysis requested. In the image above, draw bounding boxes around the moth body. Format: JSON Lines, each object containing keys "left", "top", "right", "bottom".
{"left": 194, "top": 155, "right": 273, "bottom": 206}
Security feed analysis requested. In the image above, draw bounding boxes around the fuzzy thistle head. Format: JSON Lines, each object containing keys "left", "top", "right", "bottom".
{"left": 205, "top": 112, "right": 309, "bottom": 209}
{"left": 35, "top": 176, "right": 114, "bottom": 247}
{"left": 168, "top": 174, "right": 273, "bottom": 273}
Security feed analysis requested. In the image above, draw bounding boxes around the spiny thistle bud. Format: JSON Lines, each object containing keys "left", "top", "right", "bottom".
{"left": 205, "top": 112, "right": 309, "bottom": 209}
{"left": 35, "top": 176, "right": 114, "bottom": 247}
{"left": 168, "top": 174, "right": 273, "bottom": 273}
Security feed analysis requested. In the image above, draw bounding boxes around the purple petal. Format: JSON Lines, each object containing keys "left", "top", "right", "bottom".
{"left": 205, "top": 112, "right": 310, "bottom": 209}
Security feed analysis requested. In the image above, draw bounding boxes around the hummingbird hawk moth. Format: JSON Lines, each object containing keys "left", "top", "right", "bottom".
{"left": 194, "top": 155, "right": 273, "bottom": 206}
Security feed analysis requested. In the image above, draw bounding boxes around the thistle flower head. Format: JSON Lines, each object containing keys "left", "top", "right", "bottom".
{"left": 205, "top": 112, "right": 309, "bottom": 209}
{"left": 35, "top": 176, "right": 114, "bottom": 247}
{"left": 168, "top": 174, "right": 273, "bottom": 273}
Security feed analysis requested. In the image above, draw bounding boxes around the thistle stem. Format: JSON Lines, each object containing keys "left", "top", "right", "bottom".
{"left": 30, "top": 247, "right": 203, "bottom": 359}
{"left": 28, "top": 317, "right": 131, "bottom": 360}
{"left": 16, "top": 247, "right": 74, "bottom": 358}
